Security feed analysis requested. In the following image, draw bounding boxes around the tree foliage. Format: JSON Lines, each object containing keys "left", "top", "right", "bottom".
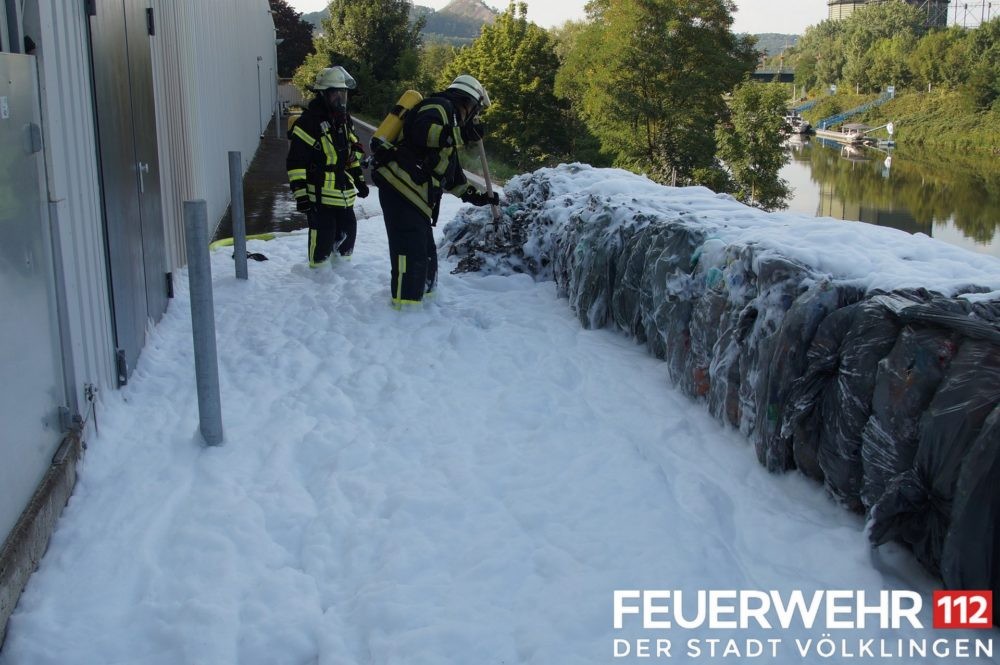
{"left": 292, "top": 0, "right": 425, "bottom": 114}
{"left": 270, "top": 0, "right": 316, "bottom": 78}
{"left": 715, "top": 82, "right": 790, "bottom": 210}
{"left": 787, "top": 9, "right": 1000, "bottom": 111}
{"left": 407, "top": 42, "right": 461, "bottom": 94}
{"left": 441, "top": 2, "right": 570, "bottom": 170}
{"left": 841, "top": 2, "right": 925, "bottom": 92}
{"left": 962, "top": 17, "right": 1000, "bottom": 111}
{"left": 555, "top": 0, "right": 756, "bottom": 185}
{"left": 908, "top": 27, "right": 968, "bottom": 90}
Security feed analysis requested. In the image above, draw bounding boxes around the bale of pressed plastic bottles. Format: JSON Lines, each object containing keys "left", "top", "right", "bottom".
{"left": 440, "top": 164, "right": 1000, "bottom": 595}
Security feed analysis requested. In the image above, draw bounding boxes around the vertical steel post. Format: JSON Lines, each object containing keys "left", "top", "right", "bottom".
{"left": 228, "top": 151, "right": 248, "bottom": 280}
{"left": 183, "top": 200, "right": 224, "bottom": 446}
{"left": 274, "top": 99, "right": 281, "bottom": 139}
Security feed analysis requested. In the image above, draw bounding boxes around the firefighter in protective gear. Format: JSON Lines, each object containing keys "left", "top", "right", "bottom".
{"left": 372, "top": 74, "right": 499, "bottom": 308}
{"left": 286, "top": 66, "right": 369, "bottom": 266}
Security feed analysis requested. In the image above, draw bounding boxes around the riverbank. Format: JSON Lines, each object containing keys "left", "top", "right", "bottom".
{"left": 802, "top": 90, "right": 1000, "bottom": 152}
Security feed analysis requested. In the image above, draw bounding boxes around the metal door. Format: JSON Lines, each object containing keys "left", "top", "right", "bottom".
{"left": 0, "top": 54, "right": 67, "bottom": 541}
{"left": 89, "top": 0, "right": 166, "bottom": 382}
{"left": 125, "top": 0, "right": 167, "bottom": 323}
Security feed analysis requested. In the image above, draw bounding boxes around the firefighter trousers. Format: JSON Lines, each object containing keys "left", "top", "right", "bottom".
{"left": 307, "top": 205, "right": 357, "bottom": 266}
{"left": 379, "top": 186, "right": 437, "bottom": 306}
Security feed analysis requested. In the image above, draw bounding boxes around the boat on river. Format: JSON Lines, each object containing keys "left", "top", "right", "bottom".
{"left": 814, "top": 122, "right": 872, "bottom": 145}
{"left": 783, "top": 111, "right": 812, "bottom": 135}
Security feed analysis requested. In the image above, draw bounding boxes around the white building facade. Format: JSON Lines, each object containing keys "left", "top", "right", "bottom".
{"left": 1, "top": 0, "right": 277, "bottom": 639}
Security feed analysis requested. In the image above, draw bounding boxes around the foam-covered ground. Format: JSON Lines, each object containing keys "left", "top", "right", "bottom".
{"left": 1, "top": 185, "right": 994, "bottom": 664}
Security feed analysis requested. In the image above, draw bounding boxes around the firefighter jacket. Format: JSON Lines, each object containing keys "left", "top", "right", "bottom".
{"left": 372, "top": 91, "right": 471, "bottom": 221}
{"left": 287, "top": 97, "right": 365, "bottom": 208}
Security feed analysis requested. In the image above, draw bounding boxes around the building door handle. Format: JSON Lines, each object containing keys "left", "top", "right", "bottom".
{"left": 138, "top": 161, "right": 150, "bottom": 193}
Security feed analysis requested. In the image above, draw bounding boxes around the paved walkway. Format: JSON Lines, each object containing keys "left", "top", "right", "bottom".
{"left": 212, "top": 115, "right": 377, "bottom": 241}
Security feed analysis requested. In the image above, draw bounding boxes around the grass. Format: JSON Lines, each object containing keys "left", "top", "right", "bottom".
{"left": 801, "top": 90, "right": 1000, "bottom": 153}
{"left": 457, "top": 145, "right": 518, "bottom": 185}
{"left": 863, "top": 91, "right": 1000, "bottom": 152}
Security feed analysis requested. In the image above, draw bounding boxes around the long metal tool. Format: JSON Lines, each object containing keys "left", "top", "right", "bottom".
{"left": 476, "top": 140, "right": 501, "bottom": 225}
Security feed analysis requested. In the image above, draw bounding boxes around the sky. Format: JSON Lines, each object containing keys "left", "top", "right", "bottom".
{"left": 286, "top": 0, "right": 829, "bottom": 36}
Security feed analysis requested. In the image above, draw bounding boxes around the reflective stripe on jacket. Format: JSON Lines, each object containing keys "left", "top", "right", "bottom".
{"left": 373, "top": 92, "right": 470, "bottom": 220}
{"left": 286, "top": 98, "right": 364, "bottom": 208}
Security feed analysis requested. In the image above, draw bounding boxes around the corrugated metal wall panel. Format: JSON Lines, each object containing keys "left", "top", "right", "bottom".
{"left": 35, "top": 0, "right": 118, "bottom": 406}
{"left": 152, "top": 0, "right": 276, "bottom": 257}
{"left": 150, "top": 0, "right": 196, "bottom": 270}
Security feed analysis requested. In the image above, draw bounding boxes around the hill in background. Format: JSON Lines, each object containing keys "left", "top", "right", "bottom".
{"left": 302, "top": 0, "right": 498, "bottom": 45}
{"left": 300, "top": 5, "right": 796, "bottom": 54}
{"left": 748, "top": 33, "right": 799, "bottom": 57}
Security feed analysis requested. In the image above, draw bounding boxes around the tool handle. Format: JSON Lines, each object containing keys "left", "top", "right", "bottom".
{"left": 476, "top": 141, "right": 501, "bottom": 224}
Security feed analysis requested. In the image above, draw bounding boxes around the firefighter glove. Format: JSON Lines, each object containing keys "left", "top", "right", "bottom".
{"left": 461, "top": 118, "right": 486, "bottom": 143}
{"left": 296, "top": 198, "right": 313, "bottom": 213}
{"left": 461, "top": 186, "right": 499, "bottom": 207}
{"left": 356, "top": 180, "right": 370, "bottom": 199}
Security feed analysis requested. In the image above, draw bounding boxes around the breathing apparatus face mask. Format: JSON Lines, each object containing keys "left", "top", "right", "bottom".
{"left": 456, "top": 96, "right": 480, "bottom": 127}
{"left": 323, "top": 88, "right": 348, "bottom": 115}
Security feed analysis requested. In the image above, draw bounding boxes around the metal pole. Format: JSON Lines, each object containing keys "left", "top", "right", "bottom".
{"left": 274, "top": 68, "right": 282, "bottom": 139}
{"left": 228, "top": 152, "right": 248, "bottom": 280}
{"left": 183, "top": 200, "right": 224, "bottom": 446}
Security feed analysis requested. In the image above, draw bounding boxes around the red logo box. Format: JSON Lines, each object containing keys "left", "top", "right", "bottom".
{"left": 933, "top": 591, "right": 993, "bottom": 629}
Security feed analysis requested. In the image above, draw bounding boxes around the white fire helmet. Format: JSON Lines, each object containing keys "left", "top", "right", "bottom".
{"left": 313, "top": 66, "right": 357, "bottom": 91}
{"left": 447, "top": 74, "right": 491, "bottom": 110}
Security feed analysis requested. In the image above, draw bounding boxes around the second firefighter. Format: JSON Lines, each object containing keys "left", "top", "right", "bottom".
{"left": 371, "top": 74, "right": 499, "bottom": 308}
{"left": 286, "top": 66, "right": 370, "bottom": 267}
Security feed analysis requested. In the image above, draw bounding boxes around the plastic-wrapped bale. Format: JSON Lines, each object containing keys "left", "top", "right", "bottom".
{"left": 735, "top": 252, "right": 811, "bottom": 444}
{"left": 656, "top": 225, "right": 710, "bottom": 386}
{"left": 860, "top": 325, "right": 959, "bottom": 512}
{"left": 869, "top": 337, "right": 1000, "bottom": 572}
{"left": 781, "top": 296, "right": 865, "bottom": 482}
{"left": 440, "top": 206, "right": 527, "bottom": 276}
{"left": 440, "top": 180, "right": 561, "bottom": 279}
{"left": 640, "top": 223, "right": 706, "bottom": 362}
{"left": 817, "top": 294, "right": 909, "bottom": 510}
{"left": 566, "top": 210, "right": 640, "bottom": 330}
{"left": 551, "top": 209, "right": 589, "bottom": 298}
{"left": 756, "top": 280, "right": 848, "bottom": 473}
{"left": 611, "top": 221, "right": 662, "bottom": 342}
{"left": 638, "top": 229, "right": 677, "bottom": 360}
{"left": 860, "top": 294, "right": 1000, "bottom": 512}
{"left": 942, "top": 403, "right": 1000, "bottom": 596}
{"left": 677, "top": 238, "right": 730, "bottom": 400}
{"left": 706, "top": 247, "right": 759, "bottom": 428}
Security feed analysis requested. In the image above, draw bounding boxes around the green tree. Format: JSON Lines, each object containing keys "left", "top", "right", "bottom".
{"left": 715, "top": 82, "right": 790, "bottom": 210}
{"left": 866, "top": 34, "right": 915, "bottom": 91}
{"left": 556, "top": 0, "right": 756, "bottom": 184}
{"left": 788, "top": 20, "right": 846, "bottom": 93}
{"left": 270, "top": 0, "right": 316, "bottom": 78}
{"left": 442, "top": 2, "right": 570, "bottom": 170}
{"left": 962, "top": 18, "right": 1000, "bottom": 110}
{"left": 908, "top": 27, "right": 970, "bottom": 90}
{"left": 293, "top": 0, "right": 425, "bottom": 114}
{"left": 407, "top": 42, "right": 460, "bottom": 95}
{"left": 550, "top": 20, "right": 612, "bottom": 166}
{"left": 841, "top": 2, "right": 926, "bottom": 92}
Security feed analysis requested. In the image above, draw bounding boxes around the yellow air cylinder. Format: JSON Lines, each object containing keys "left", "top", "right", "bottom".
{"left": 371, "top": 90, "right": 423, "bottom": 152}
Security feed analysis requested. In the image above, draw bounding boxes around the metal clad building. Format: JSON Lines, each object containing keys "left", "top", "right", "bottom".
{"left": 827, "top": 0, "right": 951, "bottom": 27}
{"left": 1, "top": 0, "right": 276, "bottom": 630}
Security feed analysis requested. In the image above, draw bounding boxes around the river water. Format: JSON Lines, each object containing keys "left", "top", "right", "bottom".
{"left": 780, "top": 137, "right": 1000, "bottom": 259}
